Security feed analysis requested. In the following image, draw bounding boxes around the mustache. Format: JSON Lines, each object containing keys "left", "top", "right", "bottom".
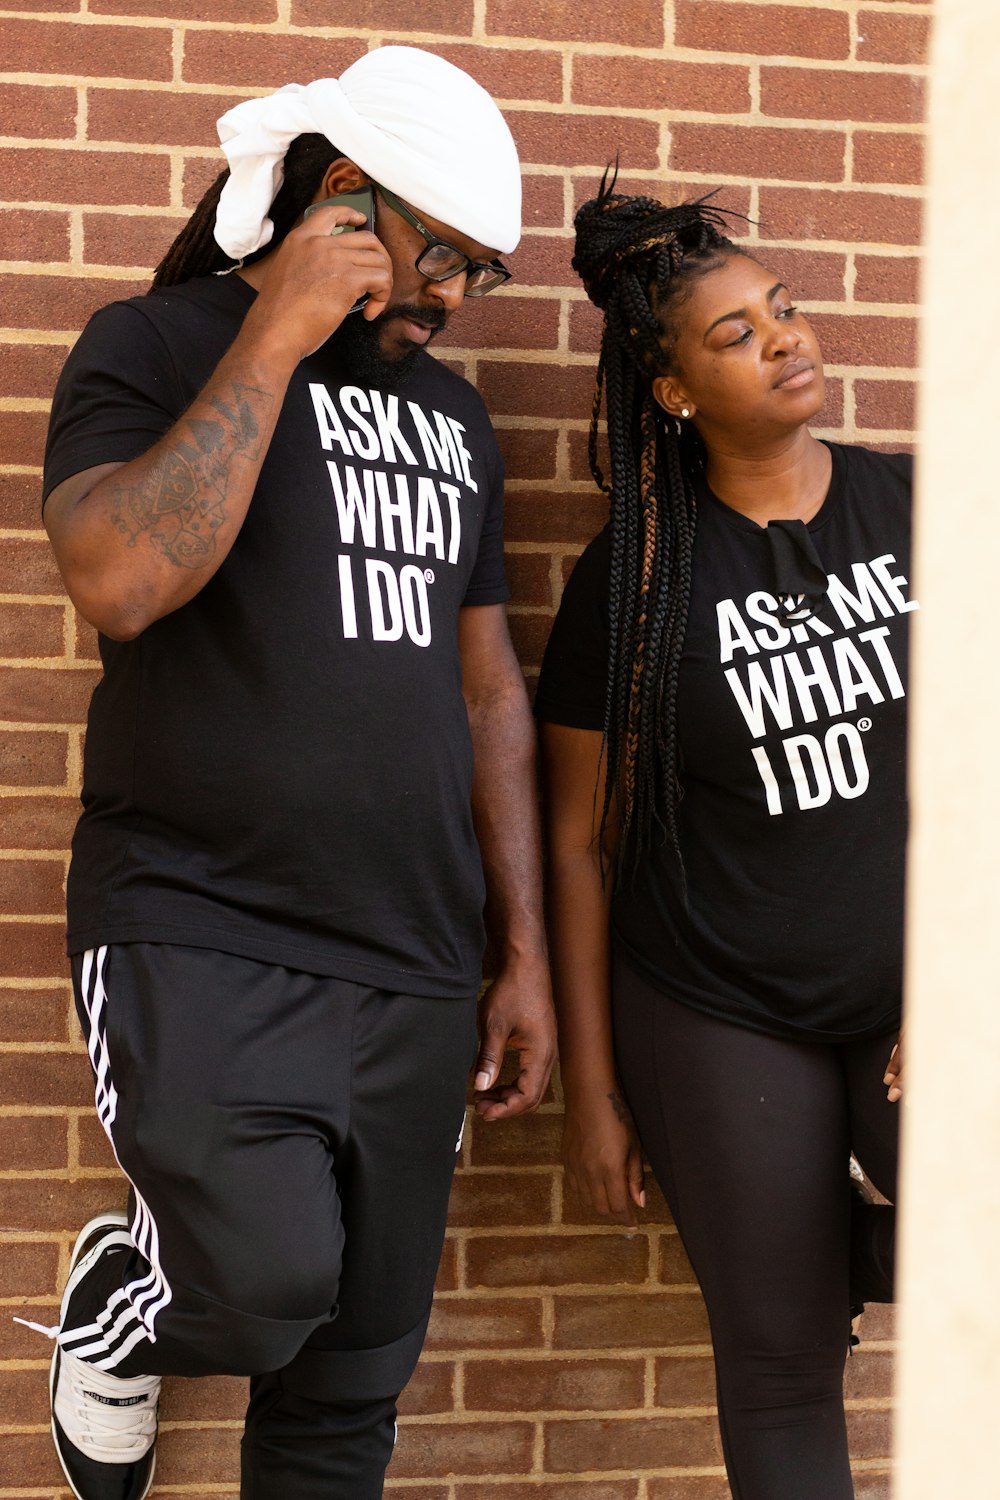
{"left": 376, "top": 301, "right": 448, "bottom": 334}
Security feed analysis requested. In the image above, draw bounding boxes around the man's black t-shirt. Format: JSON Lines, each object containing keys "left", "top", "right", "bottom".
{"left": 44, "top": 274, "right": 509, "bottom": 996}
{"left": 535, "top": 443, "right": 914, "bottom": 1040}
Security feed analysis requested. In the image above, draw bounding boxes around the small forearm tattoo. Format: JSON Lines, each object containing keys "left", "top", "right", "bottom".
{"left": 608, "top": 1090, "right": 629, "bottom": 1124}
{"left": 110, "top": 382, "right": 273, "bottom": 569}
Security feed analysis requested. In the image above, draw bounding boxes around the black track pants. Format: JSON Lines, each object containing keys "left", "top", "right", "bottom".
{"left": 612, "top": 956, "right": 898, "bottom": 1500}
{"left": 62, "top": 943, "right": 478, "bottom": 1499}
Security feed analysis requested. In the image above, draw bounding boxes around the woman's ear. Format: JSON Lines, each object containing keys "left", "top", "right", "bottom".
{"left": 652, "top": 375, "right": 695, "bottom": 422}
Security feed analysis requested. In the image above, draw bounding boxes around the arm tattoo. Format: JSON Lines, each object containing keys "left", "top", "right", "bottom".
{"left": 608, "top": 1090, "right": 629, "bottom": 1124}
{"left": 110, "top": 382, "right": 273, "bottom": 569}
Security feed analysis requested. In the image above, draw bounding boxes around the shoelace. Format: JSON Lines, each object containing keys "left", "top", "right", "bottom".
{"left": 57, "top": 1351, "right": 159, "bottom": 1461}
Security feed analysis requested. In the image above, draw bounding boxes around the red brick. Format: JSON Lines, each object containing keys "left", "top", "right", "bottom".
{"left": 470, "top": 1109, "right": 561, "bottom": 1165}
{"left": 508, "top": 611, "right": 555, "bottom": 669}
{"left": 851, "top": 1476, "right": 891, "bottom": 1500}
{"left": 810, "top": 312, "right": 916, "bottom": 368}
{"left": 4, "top": 343, "right": 68, "bottom": 399}
{"left": 855, "top": 253, "right": 921, "bottom": 304}
{"left": 424, "top": 1295, "right": 544, "bottom": 1351}
{"left": 73, "top": 611, "right": 101, "bottom": 662}
{"left": 505, "top": 233, "right": 574, "bottom": 289}
{"left": 0, "top": 794, "right": 79, "bottom": 849}
{"left": 545, "top": 1411, "right": 721, "bottom": 1471}
{"left": 0, "top": 0, "right": 76, "bottom": 9}
{"left": 0, "top": 1236, "right": 60, "bottom": 1296}
{"left": 432, "top": 44, "right": 563, "bottom": 103}
{"left": 396, "top": 1360, "right": 455, "bottom": 1417}
{"left": 387, "top": 1488, "right": 449, "bottom": 1500}
{"left": 3, "top": 18, "right": 172, "bottom": 81}
{"left": 569, "top": 299, "right": 604, "bottom": 358}
{"left": 552, "top": 1290, "right": 710, "bottom": 1348}
{"left": 654, "top": 1353, "right": 717, "bottom": 1406}
{"left": 761, "top": 66, "right": 925, "bottom": 126}
{"left": 0, "top": 1367, "right": 50, "bottom": 1426}
{"left": 87, "top": 87, "right": 247, "bottom": 148}
{"left": 815, "top": 375, "right": 844, "bottom": 428}
{"left": 759, "top": 188, "right": 921, "bottom": 247}
{"left": 573, "top": 56, "right": 749, "bottom": 114}
{"left": 93, "top": 0, "right": 275, "bottom": 16}
{"left": 495, "top": 428, "right": 558, "bottom": 482}
{"left": 648, "top": 1481, "right": 730, "bottom": 1500}
{"left": 0, "top": 1179, "right": 125, "bottom": 1232}
{"left": 82, "top": 210, "right": 187, "bottom": 270}
{"left": 467, "top": 1232, "right": 648, "bottom": 1288}
{"left": 393, "top": 1419, "right": 534, "bottom": 1479}
{"left": 2, "top": 921, "right": 67, "bottom": 978}
{"left": 0, "top": 985, "right": 71, "bottom": 1043}
{"left": 844, "top": 1348, "right": 895, "bottom": 1400}
{"left": 505, "top": 491, "right": 608, "bottom": 547}
{"left": 759, "top": 246, "right": 847, "bottom": 302}
{"left": 159, "top": 1374, "right": 246, "bottom": 1421}
{"left": 658, "top": 1232, "right": 696, "bottom": 1286}
{"left": 675, "top": 1, "right": 849, "bottom": 59}
{"left": 505, "top": 551, "right": 555, "bottom": 608}
{"left": 435, "top": 1237, "right": 458, "bottom": 1292}
{"left": 182, "top": 154, "right": 228, "bottom": 212}
{"left": 0, "top": 538, "right": 66, "bottom": 596}
{"left": 0, "top": 473, "right": 46, "bottom": 529}
{"left": 855, "top": 377, "right": 916, "bottom": 430}
{"left": 446, "top": 295, "right": 560, "bottom": 352}
{"left": 150, "top": 1424, "right": 241, "bottom": 1485}
{"left": 854, "top": 130, "right": 924, "bottom": 186}
{"left": 857, "top": 10, "right": 931, "bottom": 65}
{"left": 0, "top": 1112, "right": 67, "bottom": 1170}
{"left": 846, "top": 1406, "right": 893, "bottom": 1458}
{"left": 77, "top": 1112, "right": 117, "bottom": 1170}
{"left": 561, "top": 1172, "right": 674, "bottom": 1229}
{"left": 447, "top": 1168, "right": 553, "bottom": 1226}
{"left": 488, "top": 0, "right": 662, "bottom": 45}
{"left": 3, "top": 146, "right": 170, "bottom": 210}
{"left": 456, "top": 1486, "right": 637, "bottom": 1500}
{"left": 0, "top": 857, "right": 65, "bottom": 915}
{"left": 0, "top": 83, "right": 76, "bottom": 140}
{"left": 0, "top": 409, "right": 49, "bottom": 469}
{"left": 0, "top": 665, "right": 100, "bottom": 724}
{"left": 671, "top": 123, "right": 846, "bottom": 184}
{"left": 522, "top": 175, "right": 565, "bottom": 230}
{"left": 183, "top": 30, "right": 360, "bottom": 89}
{"left": 2, "top": 208, "right": 72, "bottom": 263}
{"left": 478, "top": 360, "right": 595, "bottom": 420}
{"left": 0, "top": 602, "right": 65, "bottom": 659}
{"left": 465, "top": 1356, "right": 644, "bottom": 1413}
{"left": 506, "top": 111, "right": 659, "bottom": 170}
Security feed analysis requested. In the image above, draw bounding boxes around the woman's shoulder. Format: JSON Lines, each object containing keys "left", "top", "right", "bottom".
{"left": 829, "top": 440, "right": 914, "bottom": 492}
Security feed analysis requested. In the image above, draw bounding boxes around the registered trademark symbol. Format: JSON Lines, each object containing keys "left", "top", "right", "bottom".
{"left": 857, "top": 717, "right": 873, "bottom": 732}
{"left": 424, "top": 569, "right": 435, "bottom": 583}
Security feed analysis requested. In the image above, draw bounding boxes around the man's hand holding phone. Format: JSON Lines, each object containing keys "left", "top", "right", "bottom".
{"left": 244, "top": 185, "right": 392, "bottom": 366}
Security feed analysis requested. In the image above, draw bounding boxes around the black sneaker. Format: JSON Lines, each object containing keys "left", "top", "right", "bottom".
{"left": 50, "top": 1213, "right": 160, "bottom": 1500}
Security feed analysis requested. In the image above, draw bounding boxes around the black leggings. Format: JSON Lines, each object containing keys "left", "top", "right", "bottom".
{"left": 612, "top": 957, "right": 898, "bottom": 1500}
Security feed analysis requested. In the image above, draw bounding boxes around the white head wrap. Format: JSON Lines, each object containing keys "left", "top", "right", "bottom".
{"left": 213, "top": 46, "right": 521, "bottom": 260}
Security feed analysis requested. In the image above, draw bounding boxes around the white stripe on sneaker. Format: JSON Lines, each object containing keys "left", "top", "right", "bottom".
{"left": 60, "top": 948, "right": 173, "bottom": 1369}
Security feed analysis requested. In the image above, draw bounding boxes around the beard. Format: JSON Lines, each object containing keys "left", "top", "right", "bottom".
{"left": 329, "top": 300, "right": 447, "bottom": 390}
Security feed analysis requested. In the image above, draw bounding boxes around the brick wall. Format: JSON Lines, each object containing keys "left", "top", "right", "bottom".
{"left": 0, "top": 1, "right": 925, "bottom": 1494}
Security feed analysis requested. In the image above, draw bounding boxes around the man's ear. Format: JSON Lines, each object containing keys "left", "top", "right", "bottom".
{"left": 314, "top": 157, "right": 371, "bottom": 204}
{"left": 652, "top": 374, "right": 695, "bottom": 421}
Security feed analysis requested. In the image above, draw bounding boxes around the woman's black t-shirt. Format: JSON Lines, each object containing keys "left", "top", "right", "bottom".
{"left": 535, "top": 442, "right": 913, "bottom": 1040}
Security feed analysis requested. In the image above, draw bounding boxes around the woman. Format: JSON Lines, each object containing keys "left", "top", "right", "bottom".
{"left": 536, "top": 180, "right": 906, "bottom": 1499}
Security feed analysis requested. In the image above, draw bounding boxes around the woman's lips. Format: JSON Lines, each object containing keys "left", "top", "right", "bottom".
{"left": 773, "top": 357, "right": 816, "bottom": 389}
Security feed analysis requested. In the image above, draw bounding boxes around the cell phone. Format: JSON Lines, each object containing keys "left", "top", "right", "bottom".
{"left": 303, "top": 185, "right": 375, "bottom": 315}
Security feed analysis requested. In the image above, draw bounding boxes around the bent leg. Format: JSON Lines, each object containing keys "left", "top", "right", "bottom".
{"left": 63, "top": 944, "right": 352, "bottom": 1379}
{"left": 241, "top": 985, "right": 478, "bottom": 1500}
{"left": 613, "top": 958, "right": 855, "bottom": 1500}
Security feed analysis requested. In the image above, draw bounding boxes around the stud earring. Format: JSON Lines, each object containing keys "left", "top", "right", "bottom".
{"left": 680, "top": 407, "right": 691, "bottom": 418}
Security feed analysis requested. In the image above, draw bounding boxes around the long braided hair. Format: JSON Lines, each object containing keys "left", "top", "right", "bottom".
{"left": 151, "top": 133, "right": 343, "bottom": 290}
{"left": 572, "top": 174, "right": 745, "bottom": 876}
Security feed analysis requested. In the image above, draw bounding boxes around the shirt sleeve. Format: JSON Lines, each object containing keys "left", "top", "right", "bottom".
{"left": 461, "top": 432, "right": 510, "bottom": 607}
{"left": 43, "top": 300, "right": 185, "bottom": 505}
{"left": 534, "top": 525, "right": 612, "bottom": 730}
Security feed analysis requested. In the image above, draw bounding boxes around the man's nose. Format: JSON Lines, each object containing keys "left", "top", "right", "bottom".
{"left": 426, "top": 270, "right": 469, "bottom": 312}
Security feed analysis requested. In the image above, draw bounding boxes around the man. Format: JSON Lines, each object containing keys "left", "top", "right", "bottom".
{"left": 32, "top": 46, "right": 555, "bottom": 1500}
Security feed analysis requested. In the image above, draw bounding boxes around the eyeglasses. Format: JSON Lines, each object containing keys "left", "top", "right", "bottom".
{"left": 376, "top": 184, "right": 511, "bottom": 298}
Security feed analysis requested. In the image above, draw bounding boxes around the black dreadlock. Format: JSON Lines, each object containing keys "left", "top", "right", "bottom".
{"left": 572, "top": 169, "right": 749, "bottom": 877}
{"left": 151, "top": 133, "right": 344, "bottom": 291}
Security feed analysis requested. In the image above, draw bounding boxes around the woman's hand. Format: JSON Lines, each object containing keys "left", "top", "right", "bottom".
{"left": 884, "top": 1029, "right": 904, "bottom": 1102}
{"left": 563, "top": 1087, "right": 645, "bottom": 1228}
